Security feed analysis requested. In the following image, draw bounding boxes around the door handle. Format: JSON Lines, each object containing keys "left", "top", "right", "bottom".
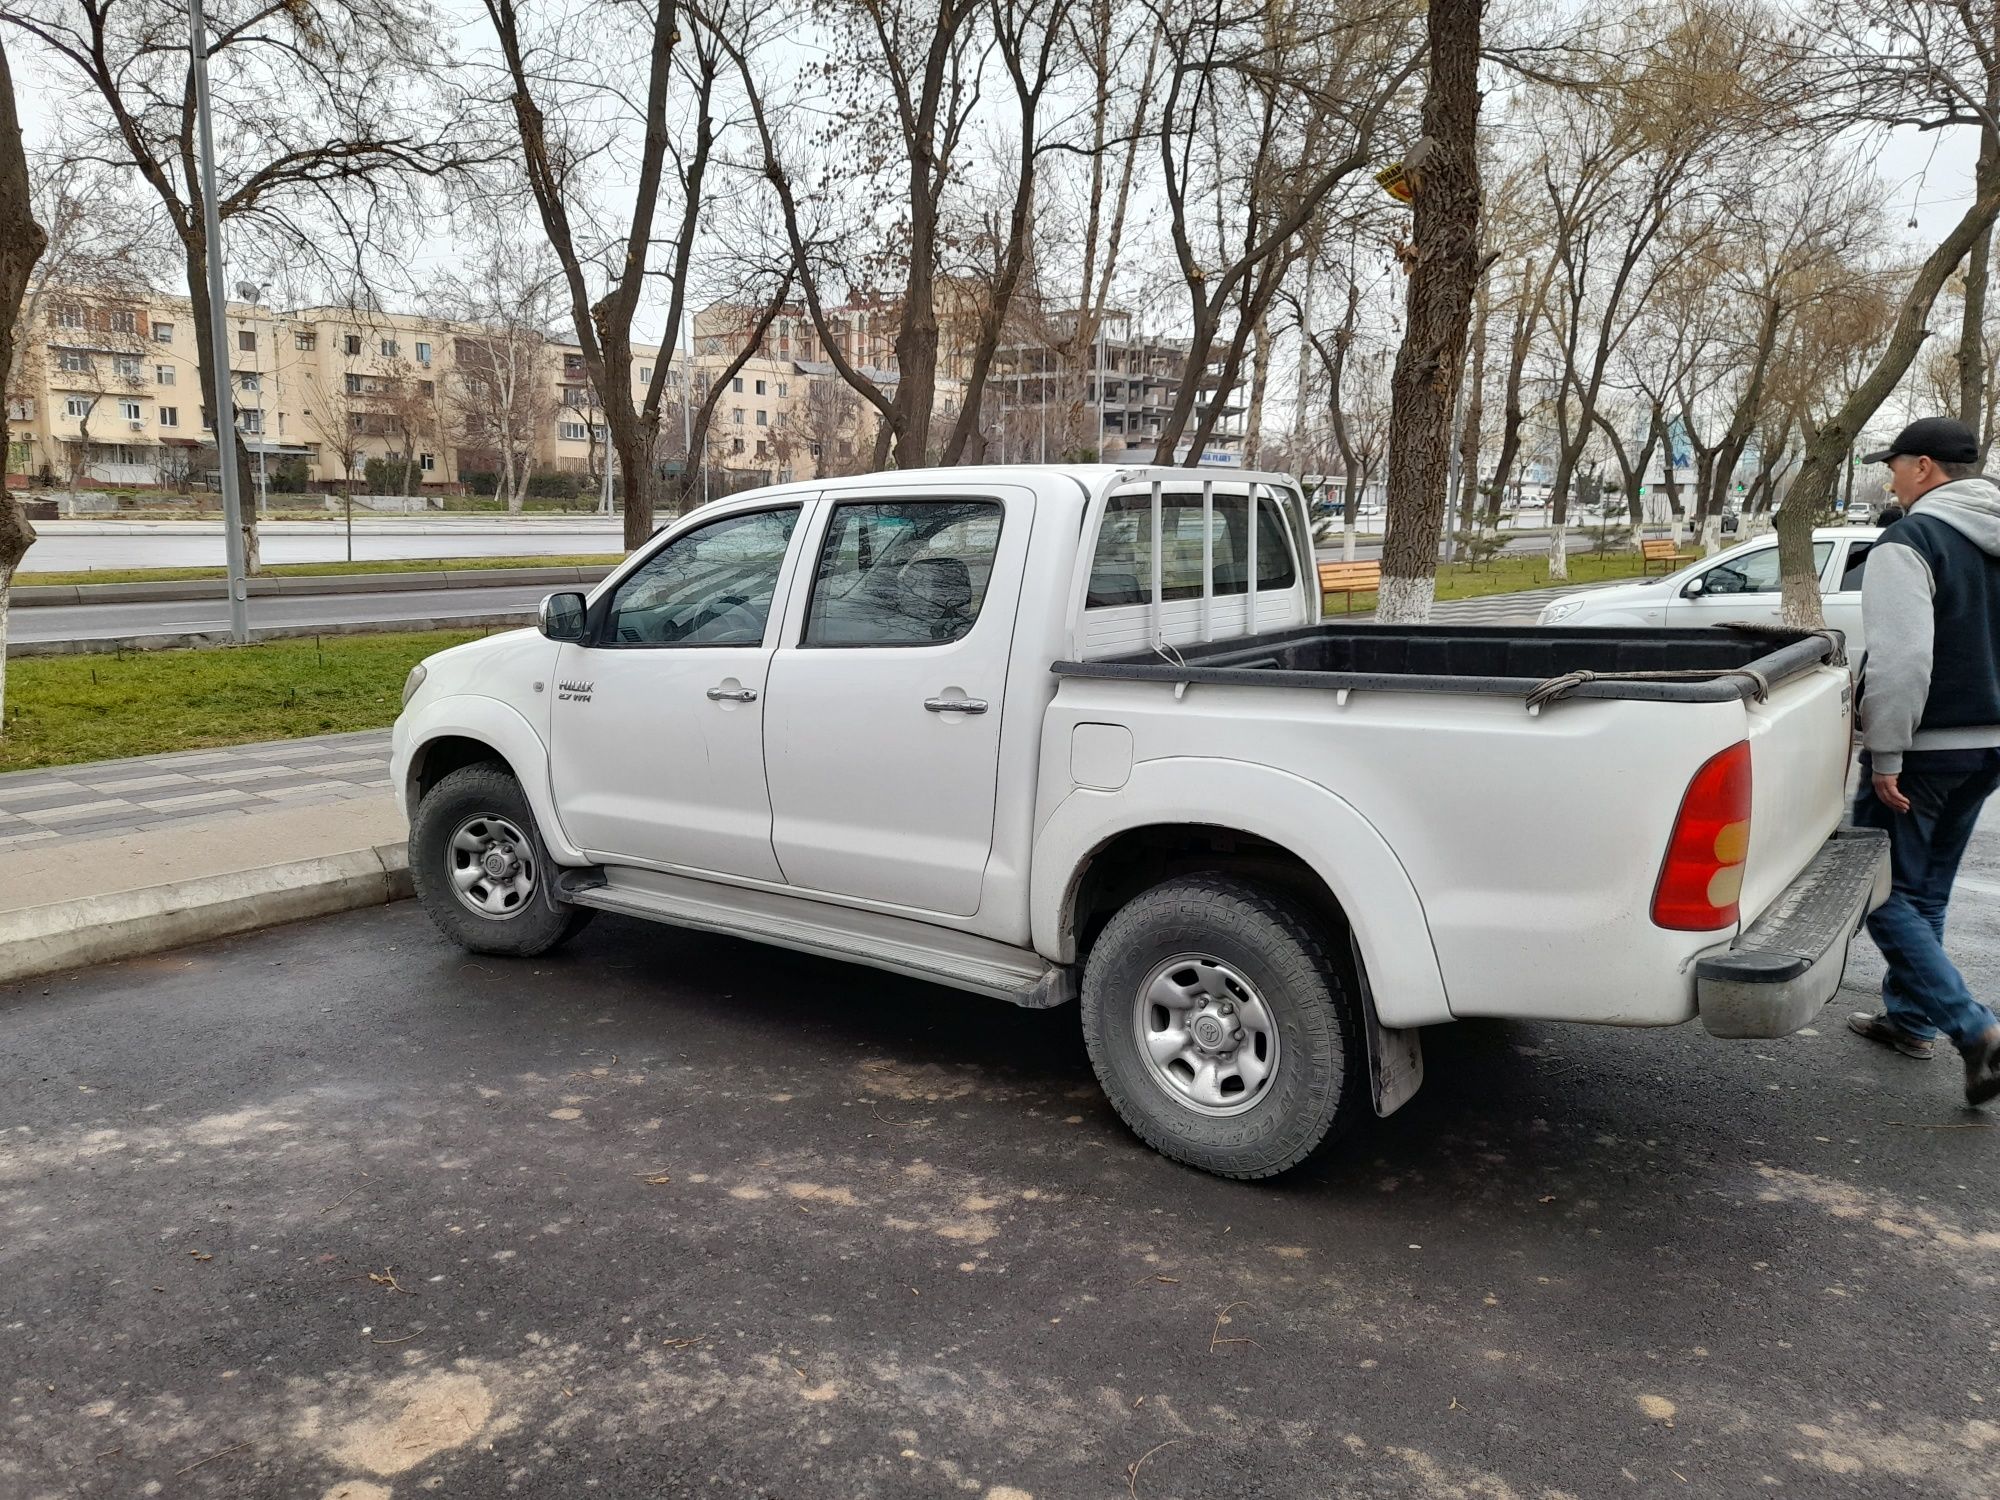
{"left": 706, "top": 685, "right": 759, "bottom": 703}
{"left": 924, "top": 697, "right": 988, "bottom": 715}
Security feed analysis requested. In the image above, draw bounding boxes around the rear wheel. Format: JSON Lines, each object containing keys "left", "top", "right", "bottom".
{"left": 1081, "top": 874, "right": 1366, "bottom": 1179}
{"left": 410, "top": 763, "right": 593, "bottom": 956}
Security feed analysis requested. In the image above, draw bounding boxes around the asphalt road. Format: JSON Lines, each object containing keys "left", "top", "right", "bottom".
{"left": 13, "top": 583, "right": 555, "bottom": 643}
{"left": 4, "top": 814, "right": 1997, "bottom": 1497}
{"left": 25, "top": 519, "right": 624, "bottom": 573}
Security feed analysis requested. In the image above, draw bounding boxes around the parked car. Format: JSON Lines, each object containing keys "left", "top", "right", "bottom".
{"left": 1539, "top": 527, "right": 1881, "bottom": 652}
{"left": 392, "top": 467, "right": 1886, "bottom": 1180}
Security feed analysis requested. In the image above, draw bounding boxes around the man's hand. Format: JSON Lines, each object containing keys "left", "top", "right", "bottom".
{"left": 1873, "top": 771, "right": 1912, "bottom": 814}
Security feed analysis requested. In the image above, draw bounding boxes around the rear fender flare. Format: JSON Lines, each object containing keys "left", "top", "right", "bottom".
{"left": 1032, "top": 757, "right": 1452, "bottom": 1027}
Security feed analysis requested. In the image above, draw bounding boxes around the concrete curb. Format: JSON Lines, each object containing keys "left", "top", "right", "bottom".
{"left": 7, "top": 612, "right": 537, "bottom": 658}
{"left": 14, "top": 564, "right": 616, "bottom": 607}
{"left": 0, "top": 842, "right": 412, "bottom": 986}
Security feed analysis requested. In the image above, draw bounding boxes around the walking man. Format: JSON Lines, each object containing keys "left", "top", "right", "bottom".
{"left": 1848, "top": 417, "right": 2000, "bottom": 1106}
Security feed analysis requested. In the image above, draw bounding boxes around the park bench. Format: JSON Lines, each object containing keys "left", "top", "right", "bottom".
{"left": 1318, "top": 559, "right": 1382, "bottom": 612}
{"left": 1641, "top": 537, "right": 1700, "bottom": 574}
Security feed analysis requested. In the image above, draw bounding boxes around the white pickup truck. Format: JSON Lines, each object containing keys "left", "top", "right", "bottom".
{"left": 391, "top": 465, "right": 1888, "bottom": 1179}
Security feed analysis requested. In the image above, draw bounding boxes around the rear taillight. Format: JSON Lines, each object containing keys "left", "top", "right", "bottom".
{"left": 1652, "top": 741, "right": 1752, "bottom": 931}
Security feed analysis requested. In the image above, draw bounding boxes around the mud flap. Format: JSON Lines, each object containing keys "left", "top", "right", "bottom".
{"left": 1350, "top": 933, "right": 1424, "bottom": 1117}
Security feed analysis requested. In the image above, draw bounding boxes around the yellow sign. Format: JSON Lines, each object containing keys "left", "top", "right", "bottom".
{"left": 1375, "top": 162, "right": 1414, "bottom": 204}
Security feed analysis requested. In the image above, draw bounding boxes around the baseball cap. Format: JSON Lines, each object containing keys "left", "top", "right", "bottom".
{"left": 1862, "top": 416, "right": 1979, "bottom": 465}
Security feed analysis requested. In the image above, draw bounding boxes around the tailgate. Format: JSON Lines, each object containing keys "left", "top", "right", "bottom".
{"left": 1737, "top": 662, "right": 1854, "bottom": 928}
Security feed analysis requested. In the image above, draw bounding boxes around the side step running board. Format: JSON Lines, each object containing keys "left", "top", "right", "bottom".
{"left": 565, "top": 870, "right": 1075, "bottom": 1009}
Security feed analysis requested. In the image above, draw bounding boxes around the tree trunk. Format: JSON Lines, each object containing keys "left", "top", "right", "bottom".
{"left": 1376, "top": 0, "right": 1482, "bottom": 624}
{"left": 1458, "top": 275, "right": 1488, "bottom": 538}
{"left": 1779, "top": 170, "right": 2000, "bottom": 627}
{"left": 1244, "top": 311, "right": 1272, "bottom": 468}
{"left": 181, "top": 243, "right": 261, "bottom": 572}
{"left": 1485, "top": 262, "right": 1537, "bottom": 531}
{"left": 0, "top": 27, "right": 38, "bottom": 734}
{"left": 1961, "top": 130, "right": 1998, "bottom": 450}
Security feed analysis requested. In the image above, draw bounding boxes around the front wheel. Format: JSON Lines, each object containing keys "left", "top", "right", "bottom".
{"left": 410, "top": 762, "right": 593, "bottom": 957}
{"left": 1081, "top": 874, "right": 1366, "bottom": 1179}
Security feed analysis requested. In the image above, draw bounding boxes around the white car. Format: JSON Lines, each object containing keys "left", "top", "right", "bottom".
{"left": 1538, "top": 527, "right": 1882, "bottom": 653}
{"left": 391, "top": 467, "right": 1885, "bottom": 1180}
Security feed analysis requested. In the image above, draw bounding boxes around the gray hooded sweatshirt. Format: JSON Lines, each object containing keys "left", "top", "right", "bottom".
{"left": 1860, "top": 474, "right": 2000, "bottom": 773}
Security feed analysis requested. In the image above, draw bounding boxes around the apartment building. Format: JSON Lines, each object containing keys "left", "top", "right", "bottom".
{"left": 7, "top": 288, "right": 947, "bottom": 496}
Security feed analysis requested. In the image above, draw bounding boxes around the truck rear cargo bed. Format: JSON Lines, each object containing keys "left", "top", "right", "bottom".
{"left": 1055, "top": 623, "right": 1841, "bottom": 705}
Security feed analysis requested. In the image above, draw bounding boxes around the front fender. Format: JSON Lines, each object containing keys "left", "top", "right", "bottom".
{"left": 1031, "top": 757, "right": 1452, "bottom": 1027}
{"left": 393, "top": 694, "right": 587, "bottom": 866}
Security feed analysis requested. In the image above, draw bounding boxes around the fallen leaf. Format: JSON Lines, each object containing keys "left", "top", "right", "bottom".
{"left": 189, "top": 1252, "right": 212, "bottom": 1262}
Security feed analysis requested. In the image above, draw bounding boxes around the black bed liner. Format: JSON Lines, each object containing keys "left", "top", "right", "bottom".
{"left": 1053, "top": 623, "right": 1842, "bottom": 705}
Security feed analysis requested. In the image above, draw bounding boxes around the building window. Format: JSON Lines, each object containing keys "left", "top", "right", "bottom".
{"left": 64, "top": 396, "right": 91, "bottom": 418}
{"left": 419, "top": 452, "right": 435, "bottom": 472}
{"left": 380, "top": 338, "right": 398, "bottom": 357}
{"left": 152, "top": 320, "right": 174, "bottom": 342}
{"left": 754, "top": 379, "right": 766, "bottom": 395}
{"left": 156, "top": 365, "right": 175, "bottom": 386}
{"left": 159, "top": 406, "right": 179, "bottom": 428}
{"left": 592, "top": 424, "right": 607, "bottom": 442}
{"left": 112, "top": 355, "right": 141, "bottom": 380}
{"left": 732, "top": 437, "right": 745, "bottom": 454}
{"left": 56, "top": 305, "right": 85, "bottom": 329}
{"left": 239, "top": 409, "right": 264, "bottom": 434}
{"left": 344, "top": 373, "right": 363, "bottom": 394}
{"left": 418, "top": 379, "right": 434, "bottom": 397}
{"left": 415, "top": 341, "right": 431, "bottom": 364}
{"left": 732, "top": 408, "right": 743, "bottom": 425}
{"left": 120, "top": 399, "right": 141, "bottom": 421}
{"left": 57, "top": 350, "right": 92, "bottom": 373}
{"left": 639, "top": 365, "right": 652, "bottom": 384}
{"left": 107, "top": 309, "right": 136, "bottom": 334}
{"left": 564, "top": 353, "right": 584, "bottom": 374}
{"left": 731, "top": 376, "right": 743, "bottom": 393}
{"left": 755, "top": 439, "right": 768, "bottom": 459}
{"left": 201, "top": 407, "right": 212, "bottom": 429}
{"left": 777, "top": 382, "right": 788, "bottom": 397}
{"left": 562, "top": 387, "right": 587, "bottom": 407}
{"left": 558, "top": 421, "right": 587, "bottom": 441}
{"left": 755, "top": 409, "right": 767, "bottom": 426}
{"left": 238, "top": 329, "right": 256, "bottom": 352}
{"left": 295, "top": 331, "right": 317, "bottom": 351}
{"left": 344, "top": 334, "right": 362, "bottom": 356}
{"left": 239, "top": 372, "right": 260, "bottom": 393}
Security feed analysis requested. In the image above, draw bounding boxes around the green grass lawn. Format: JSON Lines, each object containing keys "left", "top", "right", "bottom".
{"left": 17, "top": 553, "right": 623, "bottom": 588}
{"left": 1323, "top": 549, "right": 1653, "bottom": 613}
{"left": 0, "top": 630, "right": 484, "bottom": 773}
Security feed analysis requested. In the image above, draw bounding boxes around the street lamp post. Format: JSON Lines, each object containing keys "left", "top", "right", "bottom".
{"left": 189, "top": 0, "right": 250, "bottom": 643}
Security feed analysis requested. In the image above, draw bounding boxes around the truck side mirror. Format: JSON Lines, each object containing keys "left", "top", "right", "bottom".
{"left": 539, "top": 591, "right": 588, "bottom": 642}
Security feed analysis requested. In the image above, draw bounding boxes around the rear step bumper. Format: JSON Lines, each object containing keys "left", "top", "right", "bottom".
{"left": 1696, "top": 829, "right": 1892, "bottom": 1039}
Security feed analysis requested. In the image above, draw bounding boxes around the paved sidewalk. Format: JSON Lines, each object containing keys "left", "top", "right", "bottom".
{"left": 0, "top": 728, "right": 391, "bottom": 851}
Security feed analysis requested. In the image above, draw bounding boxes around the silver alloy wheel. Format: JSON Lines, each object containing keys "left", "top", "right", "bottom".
{"left": 1132, "top": 954, "right": 1282, "bottom": 1116}
{"left": 447, "top": 813, "right": 537, "bottom": 919}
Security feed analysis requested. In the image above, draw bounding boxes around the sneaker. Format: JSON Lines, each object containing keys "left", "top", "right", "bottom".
{"left": 1848, "top": 1012, "right": 1937, "bottom": 1060}
{"left": 1965, "top": 1029, "right": 2000, "bottom": 1108}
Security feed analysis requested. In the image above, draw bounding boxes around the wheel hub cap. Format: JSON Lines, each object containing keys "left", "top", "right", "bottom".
{"left": 447, "top": 814, "right": 536, "bottom": 919}
{"left": 1132, "top": 955, "right": 1280, "bottom": 1117}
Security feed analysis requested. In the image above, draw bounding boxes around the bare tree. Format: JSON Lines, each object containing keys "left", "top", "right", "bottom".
{"left": 7, "top": 0, "right": 475, "bottom": 573}
{"left": 1376, "top": 0, "right": 1484, "bottom": 622}
{"left": 1, "top": 28, "right": 49, "bottom": 735}
{"left": 480, "top": 0, "right": 736, "bottom": 544}
{"left": 1149, "top": 0, "right": 1421, "bottom": 462}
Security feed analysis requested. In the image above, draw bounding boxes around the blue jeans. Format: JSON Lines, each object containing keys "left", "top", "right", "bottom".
{"left": 1851, "top": 749, "right": 2000, "bottom": 1050}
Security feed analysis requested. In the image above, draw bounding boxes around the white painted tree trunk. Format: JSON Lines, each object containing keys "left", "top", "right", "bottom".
{"left": 1374, "top": 572, "right": 1436, "bottom": 624}
{"left": 1547, "top": 521, "right": 1568, "bottom": 581}
{"left": 1343, "top": 519, "right": 1357, "bottom": 561}
{"left": 1701, "top": 515, "right": 1722, "bottom": 555}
